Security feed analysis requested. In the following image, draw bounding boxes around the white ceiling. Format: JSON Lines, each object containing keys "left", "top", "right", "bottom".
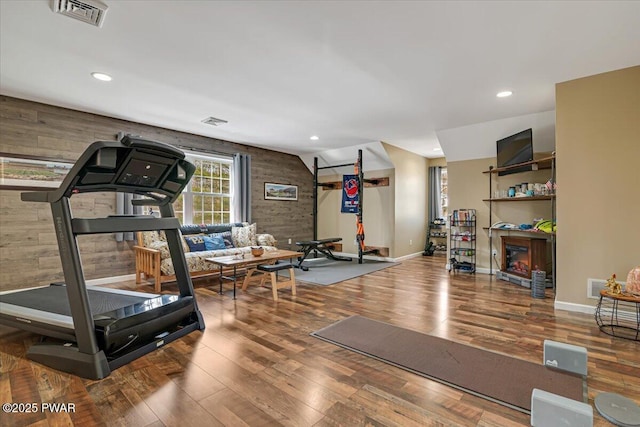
{"left": 1, "top": 1, "right": 639, "bottom": 160}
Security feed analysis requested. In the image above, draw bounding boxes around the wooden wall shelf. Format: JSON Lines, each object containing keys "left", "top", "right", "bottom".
{"left": 482, "top": 195, "right": 555, "bottom": 202}
{"left": 483, "top": 227, "right": 555, "bottom": 237}
{"left": 318, "top": 177, "right": 389, "bottom": 190}
{"left": 482, "top": 155, "right": 554, "bottom": 174}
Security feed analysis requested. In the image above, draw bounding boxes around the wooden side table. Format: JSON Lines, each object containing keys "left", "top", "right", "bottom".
{"left": 595, "top": 290, "right": 640, "bottom": 341}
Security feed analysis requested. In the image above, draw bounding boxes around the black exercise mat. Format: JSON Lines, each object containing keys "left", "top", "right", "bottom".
{"left": 311, "top": 315, "right": 586, "bottom": 413}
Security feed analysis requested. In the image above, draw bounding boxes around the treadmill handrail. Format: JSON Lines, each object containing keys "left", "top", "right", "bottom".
{"left": 20, "top": 190, "right": 52, "bottom": 203}
{"left": 71, "top": 217, "right": 180, "bottom": 234}
{"left": 121, "top": 136, "right": 185, "bottom": 158}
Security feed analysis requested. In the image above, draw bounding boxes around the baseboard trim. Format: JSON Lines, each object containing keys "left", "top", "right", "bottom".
{"left": 554, "top": 301, "right": 596, "bottom": 315}
{"left": 391, "top": 252, "right": 424, "bottom": 262}
{"left": 86, "top": 274, "right": 136, "bottom": 287}
{"left": 333, "top": 251, "right": 421, "bottom": 263}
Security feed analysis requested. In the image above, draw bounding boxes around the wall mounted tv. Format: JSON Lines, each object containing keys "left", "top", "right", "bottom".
{"left": 496, "top": 128, "right": 533, "bottom": 176}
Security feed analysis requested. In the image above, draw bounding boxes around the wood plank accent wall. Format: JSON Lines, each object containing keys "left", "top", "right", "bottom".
{"left": 0, "top": 96, "right": 313, "bottom": 291}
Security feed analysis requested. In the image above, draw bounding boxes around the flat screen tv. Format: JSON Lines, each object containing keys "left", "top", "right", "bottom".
{"left": 496, "top": 128, "right": 533, "bottom": 176}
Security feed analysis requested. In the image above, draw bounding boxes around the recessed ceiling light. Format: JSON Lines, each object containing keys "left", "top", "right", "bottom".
{"left": 310, "top": 135, "right": 319, "bottom": 141}
{"left": 91, "top": 72, "right": 112, "bottom": 82}
{"left": 433, "top": 147, "right": 442, "bottom": 151}
{"left": 496, "top": 91, "right": 513, "bottom": 98}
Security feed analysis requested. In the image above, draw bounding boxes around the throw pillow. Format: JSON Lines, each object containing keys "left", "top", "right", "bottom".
{"left": 156, "top": 230, "right": 190, "bottom": 253}
{"left": 209, "top": 231, "right": 235, "bottom": 249}
{"left": 148, "top": 241, "right": 170, "bottom": 260}
{"left": 231, "top": 223, "right": 257, "bottom": 247}
{"left": 204, "top": 235, "right": 226, "bottom": 251}
{"left": 257, "top": 234, "right": 277, "bottom": 247}
{"left": 184, "top": 235, "right": 206, "bottom": 252}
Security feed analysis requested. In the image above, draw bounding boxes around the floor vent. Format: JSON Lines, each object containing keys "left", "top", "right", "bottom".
{"left": 51, "top": 0, "right": 108, "bottom": 28}
{"left": 201, "top": 117, "right": 228, "bottom": 126}
{"left": 588, "top": 277, "right": 627, "bottom": 299}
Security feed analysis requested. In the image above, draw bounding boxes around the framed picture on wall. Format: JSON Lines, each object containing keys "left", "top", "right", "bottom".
{"left": 264, "top": 182, "right": 298, "bottom": 201}
{"left": 0, "top": 153, "right": 74, "bottom": 191}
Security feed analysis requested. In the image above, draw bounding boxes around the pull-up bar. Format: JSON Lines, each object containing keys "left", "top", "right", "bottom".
{"left": 316, "top": 162, "right": 356, "bottom": 170}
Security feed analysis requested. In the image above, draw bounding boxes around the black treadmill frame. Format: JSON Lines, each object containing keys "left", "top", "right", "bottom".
{"left": 5, "top": 136, "right": 205, "bottom": 379}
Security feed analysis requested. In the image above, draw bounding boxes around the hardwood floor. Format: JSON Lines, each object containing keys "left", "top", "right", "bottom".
{"left": 1, "top": 256, "right": 638, "bottom": 426}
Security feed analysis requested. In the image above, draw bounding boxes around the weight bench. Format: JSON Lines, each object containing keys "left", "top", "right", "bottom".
{"left": 242, "top": 263, "right": 296, "bottom": 301}
{"left": 295, "top": 237, "right": 352, "bottom": 271}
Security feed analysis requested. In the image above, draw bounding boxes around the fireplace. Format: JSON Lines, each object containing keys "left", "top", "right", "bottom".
{"left": 501, "top": 236, "right": 547, "bottom": 279}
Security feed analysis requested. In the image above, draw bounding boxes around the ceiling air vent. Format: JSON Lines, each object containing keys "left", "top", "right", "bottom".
{"left": 201, "top": 117, "right": 228, "bottom": 126}
{"left": 51, "top": 0, "right": 109, "bottom": 28}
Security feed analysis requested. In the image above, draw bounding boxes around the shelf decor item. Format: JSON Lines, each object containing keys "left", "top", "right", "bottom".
{"left": 605, "top": 274, "right": 622, "bottom": 295}
{"left": 626, "top": 266, "right": 640, "bottom": 295}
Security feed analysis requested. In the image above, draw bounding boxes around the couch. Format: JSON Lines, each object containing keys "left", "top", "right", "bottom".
{"left": 134, "top": 222, "right": 278, "bottom": 292}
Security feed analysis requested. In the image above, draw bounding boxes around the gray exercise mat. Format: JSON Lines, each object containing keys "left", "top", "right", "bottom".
{"left": 312, "top": 315, "right": 586, "bottom": 413}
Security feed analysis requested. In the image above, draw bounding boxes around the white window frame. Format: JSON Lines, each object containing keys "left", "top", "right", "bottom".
{"left": 177, "top": 151, "right": 234, "bottom": 225}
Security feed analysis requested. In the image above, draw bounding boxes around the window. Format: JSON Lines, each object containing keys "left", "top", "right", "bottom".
{"left": 173, "top": 154, "right": 233, "bottom": 225}
{"left": 440, "top": 167, "right": 448, "bottom": 219}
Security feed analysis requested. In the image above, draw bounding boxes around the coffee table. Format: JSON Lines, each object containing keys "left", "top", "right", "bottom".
{"left": 205, "top": 249, "right": 302, "bottom": 299}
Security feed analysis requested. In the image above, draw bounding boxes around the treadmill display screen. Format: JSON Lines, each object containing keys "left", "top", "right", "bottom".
{"left": 117, "top": 158, "right": 167, "bottom": 187}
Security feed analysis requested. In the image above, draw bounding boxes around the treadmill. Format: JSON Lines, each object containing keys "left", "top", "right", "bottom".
{"left": 0, "top": 136, "right": 205, "bottom": 379}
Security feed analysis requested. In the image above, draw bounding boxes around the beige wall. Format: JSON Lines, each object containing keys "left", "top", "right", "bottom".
{"left": 429, "top": 157, "right": 447, "bottom": 168}
{"left": 317, "top": 169, "right": 394, "bottom": 256}
{"left": 555, "top": 66, "right": 640, "bottom": 306}
{"left": 383, "top": 143, "right": 428, "bottom": 257}
{"left": 446, "top": 159, "right": 490, "bottom": 270}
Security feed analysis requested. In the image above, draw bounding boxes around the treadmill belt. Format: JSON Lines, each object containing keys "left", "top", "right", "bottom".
{"left": 0, "top": 285, "right": 148, "bottom": 316}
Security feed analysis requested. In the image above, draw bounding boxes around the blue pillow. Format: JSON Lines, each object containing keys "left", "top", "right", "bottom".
{"left": 204, "top": 235, "right": 226, "bottom": 251}
{"left": 209, "top": 231, "right": 235, "bottom": 248}
{"left": 184, "top": 235, "right": 206, "bottom": 252}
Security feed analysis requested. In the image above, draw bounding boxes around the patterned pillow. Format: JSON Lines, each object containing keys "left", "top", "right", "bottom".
{"left": 154, "top": 230, "right": 192, "bottom": 252}
{"left": 144, "top": 230, "right": 190, "bottom": 253}
{"left": 141, "top": 230, "right": 165, "bottom": 247}
{"left": 204, "top": 235, "right": 226, "bottom": 250}
{"left": 209, "top": 231, "right": 235, "bottom": 249}
{"left": 184, "top": 235, "right": 206, "bottom": 252}
{"left": 257, "top": 234, "right": 277, "bottom": 247}
{"left": 148, "top": 241, "right": 170, "bottom": 260}
{"left": 231, "top": 223, "right": 257, "bottom": 247}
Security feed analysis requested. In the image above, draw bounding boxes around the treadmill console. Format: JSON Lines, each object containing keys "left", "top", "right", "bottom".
{"left": 23, "top": 136, "right": 195, "bottom": 205}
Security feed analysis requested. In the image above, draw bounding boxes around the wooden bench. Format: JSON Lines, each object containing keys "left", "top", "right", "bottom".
{"left": 242, "top": 263, "right": 296, "bottom": 301}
